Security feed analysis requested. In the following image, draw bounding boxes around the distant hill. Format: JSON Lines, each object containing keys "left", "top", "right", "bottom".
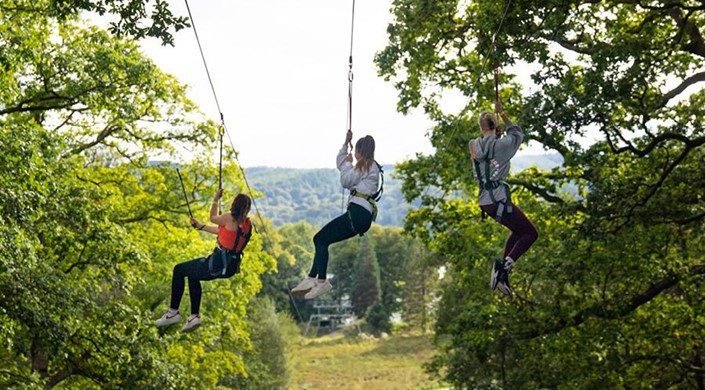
{"left": 245, "top": 165, "right": 414, "bottom": 228}
{"left": 246, "top": 153, "right": 562, "bottom": 227}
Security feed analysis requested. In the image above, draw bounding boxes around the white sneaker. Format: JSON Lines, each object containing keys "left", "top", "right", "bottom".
{"left": 156, "top": 309, "right": 181, "bottom": 327}
{"left": 291, "top": 277, "right": 316, "bottom": 295}
{"left": 504, "top": 257, "right": 515, "bottom": 272}
{"left": 304, "top": 280, "right": 333, "bottom": 300}
{"left": 181, "top": 314, "right": 201, "bottom": 333}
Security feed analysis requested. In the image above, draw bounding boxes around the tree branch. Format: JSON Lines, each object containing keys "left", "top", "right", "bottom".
{"left": 613, "top": 133, "right": 705, "bottom": 157}
{"left": 66, "top": 124, "right": 122, "bottom": 156}
{"left": 659, "top": 71, "right": 705, "bottom": 107}
{"left": 523, "top": 264, "right": 705, "bottom": 339}
{"left": 506, "top": 179, "right": 587, "bottom": 212}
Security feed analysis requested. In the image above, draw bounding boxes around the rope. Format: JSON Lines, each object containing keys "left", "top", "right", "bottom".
{"left": 176, "top": 168, "right": 193, "bottom": 218}
{"left": 342, "top": 0, "right": 356, "bottom": 213}
{"left": 218, "top": 113, "right": 224, "bottom": 213}
{"left": 287, "top": 289, "right": 305, "bottom": 324}
{"left": 420, "top": 0, "right": 513, "bottom": 200}
{"left": 183, "top": 0, "right": 223, "bottom": 115}
{"left": 494, "top": 61, "right": 501, "bottom": 136}
{"left": 183, "top": 0, "right": 269, "bottom": 243}
{"left": 346, "top": 0, "right": 356, "bottom": 153}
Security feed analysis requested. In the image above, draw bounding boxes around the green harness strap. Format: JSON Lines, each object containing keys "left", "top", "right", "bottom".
{"left": 350, "top": 190, "right": 378, "bottom": 221}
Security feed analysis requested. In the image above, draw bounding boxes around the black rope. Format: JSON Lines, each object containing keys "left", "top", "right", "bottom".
{"left": 287, "top": 289, "right": 305, "bottom": 324}
{"left": 176, "top": 168, "right": 193, "bottom": 218}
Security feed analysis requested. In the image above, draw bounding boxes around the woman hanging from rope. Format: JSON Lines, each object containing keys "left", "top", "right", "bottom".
{"left": 470, "top": 98, "right": 538, "bottom": 298}
{"left": 291, "top": 130, "right": 382, "bottom": 300}
{"left": 156, "top": 188, "right": 253, "bottom": 332}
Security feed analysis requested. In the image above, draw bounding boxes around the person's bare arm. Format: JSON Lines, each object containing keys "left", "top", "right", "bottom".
{"left": 190, "top": 216, "right": 218, "bottom": 234}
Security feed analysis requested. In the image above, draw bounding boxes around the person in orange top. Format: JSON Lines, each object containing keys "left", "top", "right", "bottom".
{"left": 156, "top": 189, "right": 252, "bottom": 332}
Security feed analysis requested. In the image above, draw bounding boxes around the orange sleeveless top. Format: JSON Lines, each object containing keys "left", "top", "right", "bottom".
{"left": 217, "top": 225, "right": 238, "bottom": 250}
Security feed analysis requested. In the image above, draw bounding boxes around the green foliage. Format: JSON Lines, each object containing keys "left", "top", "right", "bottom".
{"left": 225, "top": 297, "right": 299, "bottom": 390}
{"left": 379, "top": 0, "right": 705, "bottom": 388}
{"left": 14, "top": 0, "right": 190, "bottom": 45}
{"left": 350, "top": 236, "right": 382, "bottom": 317}
{"left": 0, "top": 7, "right": 277, "bottom": 388}
{"left": 257, "top": 221, "right": 318, "bottom": 323}
{"left": 364, "top": 301, "right": 392, "bottom": 336}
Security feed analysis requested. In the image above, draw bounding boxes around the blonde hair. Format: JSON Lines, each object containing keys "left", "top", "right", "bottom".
{"left": 478, "top": 111, "right": 498, "bottom": 131}
{"left": 354, "top": 135, "right": 375, "bottom": 173}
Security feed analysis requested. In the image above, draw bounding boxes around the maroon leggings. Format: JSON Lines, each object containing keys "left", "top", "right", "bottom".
{"left": 481, "top": 203, "right": 538, "bottom": 261}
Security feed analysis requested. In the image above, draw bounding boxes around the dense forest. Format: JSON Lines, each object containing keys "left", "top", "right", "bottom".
{"left": 1, "top": 1, "right": 704, "bottom": 389}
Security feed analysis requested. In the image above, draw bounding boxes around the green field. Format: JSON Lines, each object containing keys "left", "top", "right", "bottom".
{"left": 289, "top": 331, "right": 445, "bottom": 390}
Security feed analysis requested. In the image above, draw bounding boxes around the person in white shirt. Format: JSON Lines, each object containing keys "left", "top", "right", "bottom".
{"left": 291, "top": 130, "right": 381, "bottom": 300}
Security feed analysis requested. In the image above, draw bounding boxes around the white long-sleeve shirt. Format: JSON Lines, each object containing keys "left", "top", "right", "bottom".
{"left": 336, "top": 144, "right": 380, "bottom": 214}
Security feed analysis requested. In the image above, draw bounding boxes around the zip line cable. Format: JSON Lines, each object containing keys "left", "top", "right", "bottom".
{"left": 218, "top": 114, "right": 224, "bottom": 213}
{"left": 346, "top": 0, "right": 356, "bottom": 151}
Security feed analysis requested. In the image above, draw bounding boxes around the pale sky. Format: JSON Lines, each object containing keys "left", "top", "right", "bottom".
{"left": 139, "top": 0, "right": 436, "bottom": 168}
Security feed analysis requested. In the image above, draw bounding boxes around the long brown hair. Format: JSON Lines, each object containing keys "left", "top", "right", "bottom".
{"left": 354, "top": 135, "right": 376, "bottom": 173}
{"left": 230, "top": 194, "right": 251, "bottom": 223}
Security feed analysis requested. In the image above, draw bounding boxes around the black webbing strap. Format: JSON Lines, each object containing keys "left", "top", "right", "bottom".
{"left": 472, "top": 137, "right": 512, "bottom": 220}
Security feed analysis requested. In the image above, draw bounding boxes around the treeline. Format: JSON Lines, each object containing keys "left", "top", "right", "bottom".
{"left": 246, "top": 166, "right": 414, "bottom": 227}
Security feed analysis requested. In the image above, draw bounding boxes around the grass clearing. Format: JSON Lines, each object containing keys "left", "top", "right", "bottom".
{"left": 289, "top": 331, "right": 445, "bottom": 390}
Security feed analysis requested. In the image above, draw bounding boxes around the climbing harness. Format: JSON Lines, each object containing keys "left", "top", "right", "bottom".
{"left": 470, "top": 137, "right": 512, "bottom": 220}
{"left": 206, "top": 218, "right": 253, "bottom": 277}
{"left": 347, "top": 161, "right": 384, "bottom": 230}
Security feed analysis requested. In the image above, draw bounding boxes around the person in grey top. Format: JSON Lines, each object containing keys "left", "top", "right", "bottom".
{"left": 469, "top": 99, "right": 538, "bottom": 298}
{"left": 290, "top": 130, "right": 382, "bottom": 300}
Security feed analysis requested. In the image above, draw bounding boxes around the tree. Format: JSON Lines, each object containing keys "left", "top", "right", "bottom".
{"left": 224, "top": 297, "right": 299, "bottom": 390}
{"left": 0, "top": 0, "right": 189, "bottom": 45}
{"left": 351, "top": 236, "right": 381, "bottom": 317}
{"left": 0, "top": 6, "right": 276, "bottom": 387}
{"left": 258, "top": 221, "right": 318, "bottom": 323}
{"left": 400, "top": 241, "right": 441, "bottom": 333}
{"left": 377, "top": 1, "right": 705, "bottom": 388}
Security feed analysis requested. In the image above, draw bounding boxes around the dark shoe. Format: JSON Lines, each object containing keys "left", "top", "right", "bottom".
{"left": 496, "top": 268, "right": 513, "bottom": 298}
{"left": 489, "top": 259, "right": 503, "bottom": 290}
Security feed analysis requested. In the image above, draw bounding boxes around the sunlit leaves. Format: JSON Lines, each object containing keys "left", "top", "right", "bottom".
{"left": 381, "top": 1, "right": 705, "bottom": 387}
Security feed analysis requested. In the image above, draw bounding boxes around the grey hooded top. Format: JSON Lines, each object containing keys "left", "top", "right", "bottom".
{"left": 469, "top": 124, "right": 523, "bottom": 206}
